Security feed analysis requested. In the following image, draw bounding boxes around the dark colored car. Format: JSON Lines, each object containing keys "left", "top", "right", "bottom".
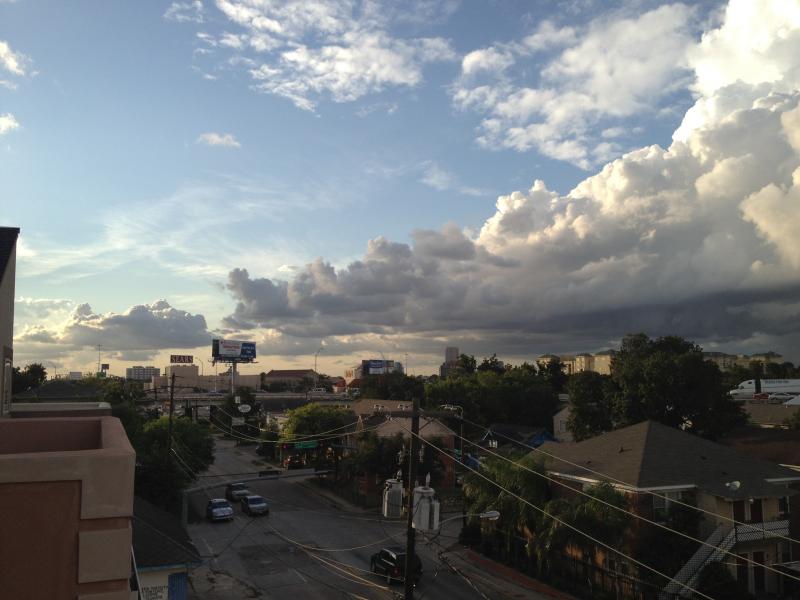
{"left": 206, "top": 499, "right": 234, "bottom": 522}
{"left": 241, "top": 495, "right": 269, "bottom": 516}
{"left": 370, "top": 547, "right": 422, "bottom": 584}
{"left": 225, "top": 482, "right": 251, "bottom": 502}
{"left": 284, "top": 455, "right": 305, "bottom": 469}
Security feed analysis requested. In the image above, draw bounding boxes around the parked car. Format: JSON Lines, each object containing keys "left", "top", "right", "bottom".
{"left": 206, "top": 499, "right": 234, "bottom": 522}
{"left": 370, "top": 546, "right": 422, "bottom": 585}
{"left": 283, "top": 455, "right": 305, "bottom": 469}
{"left": 225, "top": 482, "right": 251, "bottom": 502}
{"left": 769, "top": 392, "right": 796, "bottom": 403}
{"left": 241, "top": 494, "right": 269, "bottom": 516}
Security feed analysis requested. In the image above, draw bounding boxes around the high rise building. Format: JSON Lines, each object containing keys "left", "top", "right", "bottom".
{"left": 125, "top": 366, "right": 161, "bottom": 381}
{"left": 440, "top": 346, "right": 460, "bottom": 378}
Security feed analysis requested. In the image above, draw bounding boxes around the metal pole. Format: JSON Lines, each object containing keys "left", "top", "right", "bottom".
{"left": 167, "top": 372, "right": 176, "bottom": 455}
{"left": 404, "top": 396, "right": 420, "bottom": 600}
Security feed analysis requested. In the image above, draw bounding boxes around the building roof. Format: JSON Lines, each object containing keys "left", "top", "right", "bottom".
{"left": 0, "top": 226, "right": 19, "bottom": 283}
{"left": 720, "top": 427, "right": 800, "bottom": 469}
{"left": 364, "top": 416, "right": 456, "bottom": 441}
{"left": 263, "top": 369, "right": 315, "bottom": 378}
{"left": 538, "top": 420, "right": 800, "bottom": 500}
{"left": 133, "top": 497, "right": 201, "bottom": 570}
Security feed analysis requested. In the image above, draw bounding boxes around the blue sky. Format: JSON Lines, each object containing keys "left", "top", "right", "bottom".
{"left": 3, "top": 0, "right": 800, "bottom": 376}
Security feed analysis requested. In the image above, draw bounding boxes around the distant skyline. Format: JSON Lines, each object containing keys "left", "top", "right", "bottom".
{"left": 3, "top": 0, "right": 800, "bottom": 377}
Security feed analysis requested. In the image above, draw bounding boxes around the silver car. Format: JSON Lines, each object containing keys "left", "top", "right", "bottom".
{"left": 206, "top": 499, "right": 234, "bottom": 522}
{"left": 241, "top": 495, "right": 269, "bottom": 516}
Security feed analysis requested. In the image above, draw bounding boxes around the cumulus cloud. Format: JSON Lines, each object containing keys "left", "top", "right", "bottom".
{"left": 14, "top": 300, "right": 212, "bottom": 362}
{"left": 184, "top": 0, "right": 455, "bottom": 110}
{"left": 453, "top": 4, "right": 698, "bottom": 168}
{"left": 0, "top": 40, "right": 28, "bottom": 76}
{"left": 196, "top": 131, "right": 241, "bottom": 147}
{"left": 0, "top": 113, "right": 19, "bottom": 135}
{"left": 164, "top": 1, "right": 205, "bottom": 24}
{"left": 220, "top": 1, "right": 800, "bottom": 361}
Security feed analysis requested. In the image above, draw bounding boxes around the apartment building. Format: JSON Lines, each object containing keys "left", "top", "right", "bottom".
{"left": 704, "top": 351, "right": 785, "bottom": 371}
{"left": 539, "top": 421, "right": 800, "bottom": 597}
{"left": 0, "top": 227, "right": 19, "bottom": 418}
{"left": 126, "top": 365, "right": 161, "bottom": 381}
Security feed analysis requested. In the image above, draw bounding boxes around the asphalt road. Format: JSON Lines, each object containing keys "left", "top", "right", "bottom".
{"left": 186, "top": 439, "right": 551, "bottom": 600}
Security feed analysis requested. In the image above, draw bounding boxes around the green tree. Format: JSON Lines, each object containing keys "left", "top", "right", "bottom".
{"left": 457, "top": 354, "right": 477, "bottom": 375}
{"left": 535, "top": 357, "right": 568, "bottom": 393}
{"left": 282, "top": 404, "right": 353, "bottom": 438}
{"left": 462, "top": 453, "right": 550, "bottom": 558}
{"left": 533, "top": 483, "right": 628, "bottom": 570}
{"left": 359, "top": 372, "right": 424, "bottom": 400}
{"left": 611, "top": 333, "right": 747, "bottom": 438}
{"left": 134, "top": 417, "right": 215, "bottom": 513}
{"left": 478, "top": 354, "right": 506, "bottom": 374}
{"left": 11, "top": 363, "right": 48, "bottom": 394}
{"left": 566, "top": 371, "right": 614, "bottom": 441}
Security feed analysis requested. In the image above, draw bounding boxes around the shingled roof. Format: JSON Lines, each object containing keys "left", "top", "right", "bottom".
{"left": 0, "top": 227, "right": 19, "bottom": 283}
{"left": 133, "top": 497, "right": 201, "bottom": 571}
{"left": 538, "top": 420, "right": 800, "bottom": 501}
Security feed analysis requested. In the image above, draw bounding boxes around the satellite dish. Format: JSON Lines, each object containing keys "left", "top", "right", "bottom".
{"left": 726, "top": 480, "right": 741, "bottom": 491}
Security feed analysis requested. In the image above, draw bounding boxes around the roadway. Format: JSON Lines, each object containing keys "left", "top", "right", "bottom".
{"left": 186, "top": 439, "right": 552, "bottom": 599}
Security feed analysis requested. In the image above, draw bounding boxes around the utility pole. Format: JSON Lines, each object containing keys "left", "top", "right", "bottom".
{"left": 167, "top": 372, "right": 176, "bottom": 456}
{"left": 404, "top": 396, "right": 420, "bottom": 600}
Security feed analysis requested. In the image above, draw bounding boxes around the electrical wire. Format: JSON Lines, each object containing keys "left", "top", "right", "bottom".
{"left": 459, "top": 413, "right": 800, "bottom": 550}
{"left": 400, "top": 423, "right": 714, "bottom": 600}
{"left": 209, "top": 412, "right": 385, "bottom": 445}
{"left": 447, "top": 426, "right": 800, "bottom": 587}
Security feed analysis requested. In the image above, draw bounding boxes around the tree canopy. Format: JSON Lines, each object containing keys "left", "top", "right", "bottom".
{"left": 11, "top": 363, "right": 47, "bottom": 394}
{"left": 134, "top": 416, "right": 215, "bottom": 514}
{"left": 282, "top": 403, "right": 354, "bottom": 439}
{"left": 566, "top": 334, "right": 747, "bottom": 440}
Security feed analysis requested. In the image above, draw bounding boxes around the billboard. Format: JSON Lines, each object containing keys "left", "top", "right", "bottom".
{"left": 367, "top": 359, "right": 394, "bottom": 375}
{"left": 212, "top": 339, "right": 256, "bottom": 360}
{"left": 170, "top": 354, "right": 194, "bottom": 364}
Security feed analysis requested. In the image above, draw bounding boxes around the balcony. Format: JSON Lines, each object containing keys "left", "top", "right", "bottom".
{"left": 0, "top": 416, "right": 135, "bottom": 600}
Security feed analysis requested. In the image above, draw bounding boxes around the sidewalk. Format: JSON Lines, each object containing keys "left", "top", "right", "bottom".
{"left": 439, "top": 545, "right": 577, "bottom": 600}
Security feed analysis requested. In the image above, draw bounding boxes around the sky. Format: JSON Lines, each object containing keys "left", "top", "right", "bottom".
{"left": 2, "top": 0, "right": 800, "bottom": 377}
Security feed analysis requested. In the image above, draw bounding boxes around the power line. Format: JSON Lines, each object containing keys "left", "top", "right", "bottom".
{"left": 400, "top": 423, "right": 714, "bottom": 600}
{"left": 448, "top": 426, "right": 800, "bottom": 587}
{"left": 458, "top": 414, "right": 800, "bottom": 550}
{"left": 213, "top": 404, "right": 359, "bottom": 441}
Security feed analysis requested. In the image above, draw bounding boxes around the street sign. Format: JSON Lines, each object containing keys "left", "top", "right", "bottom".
{"left": 295, "top": 440, "right": 318, "bottom": 449}
{"left": 238, "top": 404, "right": 252, "bottom": 414}
{"left": 231, "top": 417, "right": 245, "bottom": 426}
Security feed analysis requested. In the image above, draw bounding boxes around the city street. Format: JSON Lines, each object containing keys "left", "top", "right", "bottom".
{"left": 186, "top": 439, "right": 555, "bottom": 599}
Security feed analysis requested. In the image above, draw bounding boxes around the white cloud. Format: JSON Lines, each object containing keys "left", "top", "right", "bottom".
{"left": 461, "top": 47, "right": 514, "bottom": 77}
{"left": 0, "top": 40, "right": 29, "bottom": 76}
{"left": 219, "top": 0, "right": 800, "bottom": 361}
{"left": 454, "top": 4, "right": 697, "bottom": 168}
{"left": 419, "top": 161, "right": 484, "bottom": 196}
{"left": 196, "top": 131, "right": 241, "bottom": 147}
{"left": 0, "top": 113, "right": 19, "bottom": 135}
{"left": 180, "top": 0, "right": 456, "bottom": 111}
{"left": 164, "top": 1, "right": 205, "bottom": 24}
